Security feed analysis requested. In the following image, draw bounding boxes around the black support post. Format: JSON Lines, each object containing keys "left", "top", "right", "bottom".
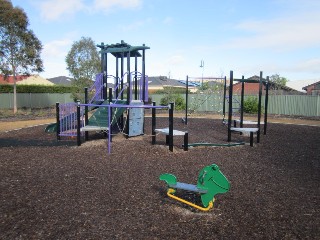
{"left": 56, "top": 102, "right": 60, "bottom": 140}
{"left": 250, "top": 132, "right": 253, "bottom": 147}
{"left": 125, "top": 52, "right": 131, "bottom": 137}
{"left": 240, "top": 76, "right": 245, "bottom": 128}
{"left": 108, "top": 87, "right": 113, "bottom": 142}
{"left": 152, "top": 102, "right": 156, "bottom": 144}
{"left": 142, "top": 44, "right": 146, "bottom": 103}
{"left": 127, "top": 52, "right": 131, "bottom": 104}
{"left": 169, "top": 102, "right": 174, "bottom": 152}
{"left": 257, "top": 71, "right": 263, "bottom": 143}
{"left": 108, "top": 87, "right": 113, "bottom": 103}
{"left": 84, "top": 87, "right": 88, "bottom": 141}
{"left": 227, "top": 71, "right": 233, "bottom": 142}
{"left": 264, "top": 76, "right": 269, "bottom": 135}
{"left": 134, "top": 54, "right": 138, "bottom": 100}
{"left": 103, "top": 53, "right": 108, "bottom": 100}
{"left": 184, "top": 132, "right": 188, "bottom": 151}
{"left": 121, "top": 53, "right": 124, "bottom": 100}
{"left": 77, "top": 102, "right": 81, "bottom": 146}
{"left": 223, "top": 76, "right": 227, "bottom": 121}
{"left": 185, "top": 75, "right": 188, "bottom": 125}
{"left": 116, "top": 57, "right": 119, "bottom": 99}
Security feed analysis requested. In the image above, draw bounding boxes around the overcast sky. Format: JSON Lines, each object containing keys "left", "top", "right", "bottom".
{"left": 11, "top": 0, "right": 320, "bottom": 82}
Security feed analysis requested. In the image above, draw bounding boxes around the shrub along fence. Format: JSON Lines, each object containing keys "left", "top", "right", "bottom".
{"left": 151, "top": 94, "right": 320, "bottom": 117}
{"left": 0, "top": 93, "right": 319, "bottom": 117}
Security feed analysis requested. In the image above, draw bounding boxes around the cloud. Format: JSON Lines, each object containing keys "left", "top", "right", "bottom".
{"left": 41, "top": 36, "right": 75, "bottom": 77}
{"left": 42, "top": 38, "right": 73, "bottom": 58}
{"left": 163, "top": 16, "right": 173, "bottom": 25}
{"left": 292, "top": 58, "right": 320, "bottom": 73}
{"left": 39, "top": 0, "right": 86, "bottom": 21}
{"left": 120, "top": 18, "right": 152, "bottom": 31}
{"left": 167, "top": 55, "right": 185, "bottom": 65}
{"left": 37, "top": 0, "right": 142, "bottom": 21}
{"left": 223, "top": 10, "right": 320, "bottom": 51}
{"left": 42, "top": 61, "right": 70, "bottom": 78}
{"left": 93, "top": 0, "right": 142, "bottom": 12}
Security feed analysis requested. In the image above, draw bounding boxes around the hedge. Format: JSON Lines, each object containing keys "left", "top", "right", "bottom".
{"left": 0, "top": 84, "right": 73, "bottom": 93}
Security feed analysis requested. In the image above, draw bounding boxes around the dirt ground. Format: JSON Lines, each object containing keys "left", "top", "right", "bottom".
{"left": 0, "top": 115, "right": 319, "bottom": 239}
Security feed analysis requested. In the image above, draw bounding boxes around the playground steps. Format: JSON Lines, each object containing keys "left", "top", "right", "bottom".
{"left": 154, "top": 127, "right": 188, "bottom": 151}
{"left": 230, "top": 127, "right": 259, "bottom": 146}
{"left": 155, "top": 128, "right": 186, "bottom": 136}
{"left": 233, "top": 119, "right": 264, "bottom": 125}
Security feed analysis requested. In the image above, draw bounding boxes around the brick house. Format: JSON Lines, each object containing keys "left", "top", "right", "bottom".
{"left": 0, "top": 75, "right": 28, "bottom": 84}
{"left": 302, "top": 81, "right": 320, "bottom": 95}
{"left": 232, "top": 75, "right": 304, "bottom": 95}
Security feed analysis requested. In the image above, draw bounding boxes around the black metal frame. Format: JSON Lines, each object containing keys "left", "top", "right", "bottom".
{"left": 227, "top": 70, "right": 270, "bottom": 145}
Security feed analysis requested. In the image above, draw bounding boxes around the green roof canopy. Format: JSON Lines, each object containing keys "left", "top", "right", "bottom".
{"left": 97, "top": 40, "right": 150, "bottom": 58}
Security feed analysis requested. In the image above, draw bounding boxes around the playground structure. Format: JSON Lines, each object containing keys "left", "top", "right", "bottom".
{"left": 160, "top": 164, "right": 230, "bottom": 211}
{"left": 46, "top": 40, "right": 188, "bottom": 153}
{"left": 226, "top": 71, "right": 269, "bottom": 146}
{"left": 45, "top": 39, "right": 269, "bottom": 150}
{"left": 182, "top": 71, "right": 269, "bottom": 147}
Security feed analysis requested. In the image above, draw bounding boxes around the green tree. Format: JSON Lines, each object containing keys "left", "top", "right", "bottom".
{"left": 65, "top": 37, "right": 100, "bottom": 102}
{"left": 198, "top": 81, "right": 209, "bottom": 91}
{"left": 160, "top": 93, "right": 186, "bottom": 110}
{"left": 0, "top": 0, "right": 43, "bottom": 113}
{"left": 243, "top": 96, "right": 259, "bottom": 114}
{"left": 270, "top": 74, "right": 288, "bottom": 87}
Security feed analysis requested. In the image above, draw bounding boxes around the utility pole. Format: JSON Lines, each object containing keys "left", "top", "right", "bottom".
{"left": 200, "top": 60, "right": 204, "bottom": 88}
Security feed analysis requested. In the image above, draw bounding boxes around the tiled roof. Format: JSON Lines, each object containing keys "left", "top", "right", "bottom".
{"left": 302, "top": 80, "right": 320, "bottom": 90}
{"left": 148, "top": 76, "right": 186, "bottom": 87}
{"left": 47, "top": 76, "right": 73, "bottom": 85}
{"left": 16, "top": 75, "right": 54, "bottom": 85}
{"left": 0, "top": 75, "right": 29, "bottom": 84}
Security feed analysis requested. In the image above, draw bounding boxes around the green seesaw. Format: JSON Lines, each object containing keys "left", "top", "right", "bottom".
{"left": 159, "top": 164, "right": 230, "bottom": 211}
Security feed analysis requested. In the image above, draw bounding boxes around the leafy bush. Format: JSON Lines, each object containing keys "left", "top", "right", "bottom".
{"left": 70, "top": 78, "right": 95, "bottom": 102}
{"left": 243, "top": 96, "right": 260, "bottom": 114}
{"left": 0, "top": 84, "right": 72, "bottom": 93}
{"left": 160, "top": 93, "right": 186, "bottom": 110}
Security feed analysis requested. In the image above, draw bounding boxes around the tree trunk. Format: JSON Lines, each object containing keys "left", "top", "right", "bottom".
{"left": 13, "top": 73, "right": 17, "bottom": 114}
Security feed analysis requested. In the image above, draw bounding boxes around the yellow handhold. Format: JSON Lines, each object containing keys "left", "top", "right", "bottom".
{"left": 166, "top": 188, "right": 214, "bottom": 211}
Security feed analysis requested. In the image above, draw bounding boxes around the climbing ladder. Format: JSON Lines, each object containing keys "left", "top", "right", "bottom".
{"left": 223, "top": 96, "right": 241, "bottom": 124}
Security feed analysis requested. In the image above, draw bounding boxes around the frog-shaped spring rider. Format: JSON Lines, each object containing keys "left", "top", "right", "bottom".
{"left": 159, "top": 164, "right": 230, "bottom": 211}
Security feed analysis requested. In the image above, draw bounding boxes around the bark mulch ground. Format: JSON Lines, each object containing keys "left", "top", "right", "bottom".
{"left": 0, "top": 117, "right": 319, "bottom": 239}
